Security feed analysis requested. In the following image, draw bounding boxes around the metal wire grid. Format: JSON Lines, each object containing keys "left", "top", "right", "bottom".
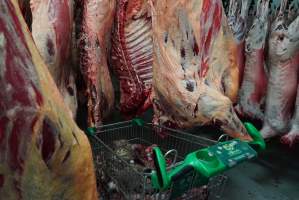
{"left": 88, "top": 120, "right": 227, "bottom": 200}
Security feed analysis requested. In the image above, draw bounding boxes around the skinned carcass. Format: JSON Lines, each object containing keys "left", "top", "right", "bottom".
{"left": 30, "top": 0, "right": 78, "bottom": 118}
{"left": 227, "top": 0, "right": 251, "bottom": 86}
{"left": 281, "top": 85, "right": 299, "bottom": 146}
{"left": 0, "top": 0, "right": 97, "bottom": 198}
{"left": 281, "top": 16, "right": 299, "bottom": 146}
{"left": 150, "top": 0, "right": 252, "bottom": 140}
{"left": 111, "top": 0, "right": 153, "bottom": 118}
{"left": 236, "top": 0, "right": 270, "bottom": 120}
{"left": 261, "top": 0, "right": 299, "bottom": 139}
{"left": 79, "top": 0, "right": 115, "bottom": 127}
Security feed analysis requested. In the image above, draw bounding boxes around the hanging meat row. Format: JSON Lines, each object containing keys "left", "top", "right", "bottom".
{"left": 14, "top": 0, "right": 299, "bottom": 146}
{"left": 235, "top": 0, "right": 299, "bottom": 146}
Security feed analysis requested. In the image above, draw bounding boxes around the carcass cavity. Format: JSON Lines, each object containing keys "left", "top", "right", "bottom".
{"left": 41, "top": 117, "right": 57, "bottom": 164}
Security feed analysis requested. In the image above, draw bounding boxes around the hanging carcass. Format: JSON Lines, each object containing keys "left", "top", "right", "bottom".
{"left": 0, "top": 0, "right": 97, "bottom": 198}
{"left": 261, "top": 0, "right": 299, "bottom": 139}
{"left": 236, "top": 0, "right": 270, "bottom": 120}
{"left": 111, "top": 0, "right": 153, "bottom": 118}
{"left": 150, "top": 0, "right": 252, "bottom": 140}
{"left": 30, "top": 0, "right": 78, "bottom": 118}
{"left": 79, "top": 0, "right": 115, "bottom": 127}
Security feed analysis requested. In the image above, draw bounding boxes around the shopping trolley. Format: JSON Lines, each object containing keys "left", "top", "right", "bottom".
{"left": 87, "top": 119, "right": 265, "bottom": 200}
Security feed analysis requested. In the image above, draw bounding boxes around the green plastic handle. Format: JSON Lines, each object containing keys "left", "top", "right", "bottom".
{"left": 152, "top": 146, "right": 225, "bottom": 191}
{"left": 152, "top": 147, "right": 170, "bottom": 190}
{"left": 244, "top": 122, "right": 266, "bottom": 152}
{"left": 150, "top": 122, "right": 265, "bottom": 191}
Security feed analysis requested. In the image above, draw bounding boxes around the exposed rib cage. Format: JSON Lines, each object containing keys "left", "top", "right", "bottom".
{"left": 111, "top": 0, "right": 153, "bottom": 117}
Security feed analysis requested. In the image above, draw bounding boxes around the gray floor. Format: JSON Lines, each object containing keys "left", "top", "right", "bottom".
{"left": 222, "top": 139, "right": 299, "bottom": 200}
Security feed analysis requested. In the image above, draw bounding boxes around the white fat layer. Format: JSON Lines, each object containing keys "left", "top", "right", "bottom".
{"left": 85, "top": 0, "right": 110, "bottom": 33}
{"left": 60, "top": 72, "right": 78, "bottom": 119}
{"left": 0, "top": 32, "right": 6, "bottom": 78}
{"left": 31, "top": 0, "right": 58, "bottom": 79}
{"left": 263, "top": 13, "right": 299, "bottom": 134}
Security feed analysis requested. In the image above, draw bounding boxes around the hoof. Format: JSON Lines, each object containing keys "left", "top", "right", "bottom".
{"left": 281, "top": 133, "right": 299, "bottom": 147}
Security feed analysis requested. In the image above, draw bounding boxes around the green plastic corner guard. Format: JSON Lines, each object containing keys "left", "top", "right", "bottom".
{"left": 86, "top": 127, "right": 96, "bottom": 136}
{"left": 244, "top": 122, "right": 266, "bottom": 152}
{"left": 132, "top": 118, "right": 145, "bottom": 126}
{"left": 151, "top": 122, "right": 266, "bottom": 191}
{"left": 86, "top": 118, "right": 144, "bottom": 136}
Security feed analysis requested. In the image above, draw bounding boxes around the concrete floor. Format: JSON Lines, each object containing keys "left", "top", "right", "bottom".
{"left": 221, "top": 139, "right": 299, "bottom": 200}
{"left": 180, "top": 123, "right": 299, "bottom": 200}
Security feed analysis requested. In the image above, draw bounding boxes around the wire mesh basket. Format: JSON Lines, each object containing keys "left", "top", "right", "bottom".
{"left": 88, "top": 120, "right": 228, "bottom": 200}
